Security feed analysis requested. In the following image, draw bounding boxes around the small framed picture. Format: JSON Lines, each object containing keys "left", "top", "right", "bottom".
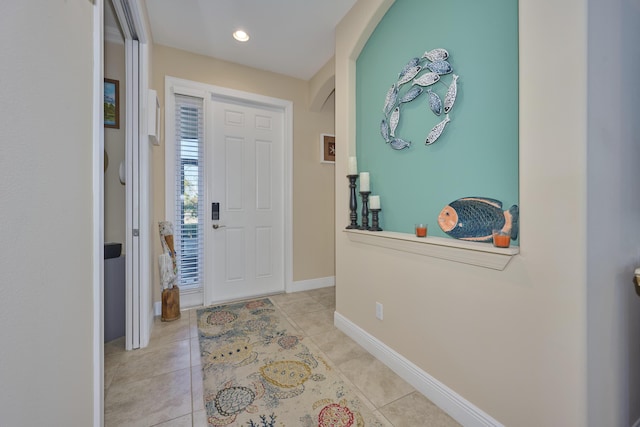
{"left": 104, "top": 78, "right": 120, "bottom": 129}
{"left": 320, "top": 134, "right": 335, "bottom": 163}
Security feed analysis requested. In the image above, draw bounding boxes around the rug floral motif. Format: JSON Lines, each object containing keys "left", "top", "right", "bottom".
{"left": 197, "top": 298, "right": 385, "bottom": 427}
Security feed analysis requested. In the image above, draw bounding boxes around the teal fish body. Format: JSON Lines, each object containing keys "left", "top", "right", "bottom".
{"left": 426, "top": 60, "right": 452, "bottom": 75}
{"left": 437, "top": 197, "right": 519, "bottom": 242}
{"left": 390, "top": 138, "right": 411, "bottom": 150}
{"left": 427, "top": 89, "right": 442, "bottom": 116}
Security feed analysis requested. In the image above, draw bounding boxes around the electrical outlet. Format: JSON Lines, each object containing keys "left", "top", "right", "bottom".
{"left": 376, "top": 302, "right": 383, "bottom": 320}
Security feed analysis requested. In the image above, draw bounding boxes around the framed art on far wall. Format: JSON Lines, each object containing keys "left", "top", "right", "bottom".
{"left": 320, "top": 133, "right": 335, "bottom": 163}
{"left": 104, "top": 78, "right": 119, "bottom": 129}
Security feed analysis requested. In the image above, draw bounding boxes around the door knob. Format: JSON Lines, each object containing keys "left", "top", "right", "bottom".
{"left": 212, "top": 224, "right": 226, "bottom": 230}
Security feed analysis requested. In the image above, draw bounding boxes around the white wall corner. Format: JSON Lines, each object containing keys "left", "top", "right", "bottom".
{"left": 334, "top": 311, "right": 504, "bottom": 427}
{"left": 289, "top": 276, "right": 335, "bottom": 293}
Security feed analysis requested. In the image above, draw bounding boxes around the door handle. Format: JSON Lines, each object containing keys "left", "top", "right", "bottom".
{"left": 212, "top": 224, "right": 226, "bottom": 230}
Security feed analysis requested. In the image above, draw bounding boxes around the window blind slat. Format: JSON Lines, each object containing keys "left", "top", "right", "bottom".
{"left": 174, "top": 94, "right": 204, "bottom": 290}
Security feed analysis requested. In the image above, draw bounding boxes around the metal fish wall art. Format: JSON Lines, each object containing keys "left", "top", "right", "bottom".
{"left": 427, "top": 89, "right": 442, "bottom": 116}
{"left": 379, "top": 48, "right": 460, "bottom": 148}
{"left": 397, "top": 65, "right": 422, "bottom": 86}
{"left": 383, "top": 84, "right": 398, "bottom": 116}
{"left": 412, "top": 72, "right": 440, "bottom": 87}
{"left": 380, "top": 118, "right": 390, "bottom": 143}
{"left": 425, "top": 60, "right": 452, "bottom": 75}
{"left": 444, "top": 74, "right": 459, "bottom": 114}
{"left": 399, "top": 86, "right": 423, "bottom": 104}
{"left": 389, "top": 107, "right": 400, "bottom": 137}
{"left": 425, "top": 114, "right": 450, "bottom": 145}
{"left": 438, "top": 197, "right": 519, "bottom": 242}
{"left": 390, "top": 138, "right": 411, "bottom": 150}
{"left": 422, "top": 48, "right": 449, "bottom": 62}
{"left": 398, "top": 57, "right": 420, "bottom": 79}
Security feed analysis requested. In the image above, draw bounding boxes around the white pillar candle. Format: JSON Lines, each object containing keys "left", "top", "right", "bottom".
{"left": 348, "top": 156, "right": 358, "bottom": 175}
{"left": 370, "top": 195, "right": 380, "bottom": 209}
{"left": 359, "top": 172, "right": 370, "bottom": 192}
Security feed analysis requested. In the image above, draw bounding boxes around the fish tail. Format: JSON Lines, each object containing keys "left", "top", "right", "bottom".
{"left": 508, "top": 205, "right": 519, "bottom": 240}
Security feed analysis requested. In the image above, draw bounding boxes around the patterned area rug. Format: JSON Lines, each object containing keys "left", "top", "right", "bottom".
{"left": 197, "top": 298, "right": 385, "bottom": 426}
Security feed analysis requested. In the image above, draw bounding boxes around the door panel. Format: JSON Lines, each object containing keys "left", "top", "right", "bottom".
{"left": 207, "top": 97, "right": 284, "bottom": 303}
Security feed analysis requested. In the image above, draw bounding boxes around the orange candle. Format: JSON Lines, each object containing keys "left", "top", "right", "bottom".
{"left": 415, "top": 224, "right": 427, "bottom": 237}
{"left": 492, "top": 231, "right": 511, "bottom": 248}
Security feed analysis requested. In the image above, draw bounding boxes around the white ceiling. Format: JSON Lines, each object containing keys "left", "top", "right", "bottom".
{"left": 141, "top": 0, "right": 356, "bottom": 81}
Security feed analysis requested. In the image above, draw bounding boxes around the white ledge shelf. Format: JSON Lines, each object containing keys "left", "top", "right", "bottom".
{"left": 344, "top": 229, "right": 519, "bottom": 271}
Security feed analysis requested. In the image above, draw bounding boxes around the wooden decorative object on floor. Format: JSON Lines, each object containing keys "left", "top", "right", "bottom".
{"left": 161, "top": 285, "right": 181, "bottom": 321}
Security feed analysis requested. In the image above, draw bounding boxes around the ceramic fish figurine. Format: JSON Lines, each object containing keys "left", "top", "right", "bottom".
{"left": 399, "top": 86, "right": 423, "bottom": 104}
{"left": 390, "top": 137, "right": 411, "bottom": 150}
{"left": 389, "top": 107, "right": 400, "bottom": 137}
{"left": 427, "top": 89, "right": 442, "bottom": 116}
{"left": 412, "top": 72, "right": 440, "bottom": 87}
{"left": 380, "top": 118, "right": 390, "bottom": 143}
{"left": 425, "top": 114, "right": 450, "bottom": 145}
{"left": 398, "top": 57, "right": 420, "bottom": 79}
{"left": 397, "top": 65, "right": 422, "bottom": 86}
{"left": 438, "top": 197, "right": 519, "bottom": 242}
{"left": 444, "top": 74, "right": 459, "bottom": 114}
{"left": 425, "top": 60, "right": 452, "bottom": 75}
{"left": 383, "top": 84, "right": 398, "bottom": 116}
{"left": 422, "top": 48, "right": 449, "bottom": 62}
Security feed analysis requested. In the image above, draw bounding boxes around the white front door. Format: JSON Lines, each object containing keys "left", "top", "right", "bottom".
{"left": 205, "top": 96, "right": 285, "bottom": 303}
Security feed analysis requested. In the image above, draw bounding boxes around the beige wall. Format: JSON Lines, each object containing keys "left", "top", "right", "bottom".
{"left": 0, "top": 1, "right": 96, "bottom": 425}
{"left": 335, "top": 0, "right": 589, "bottom": 425}
{"left": 151, "top": 45, "right": 335, "bottom": 302}
{"left": 104, "top": 40, "right": 126, "bottom": 250}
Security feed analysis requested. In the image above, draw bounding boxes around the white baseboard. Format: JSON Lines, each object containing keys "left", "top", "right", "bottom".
{"left": 289, "top": 276, "right": 335, "bottom": 293}
{"left": 154, "top": 301, "right": 161, "bottom": 316}
{"left": 334, "top": 312, "right": 503, "bottom": 427}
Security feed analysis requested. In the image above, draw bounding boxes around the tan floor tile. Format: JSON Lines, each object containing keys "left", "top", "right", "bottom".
{"left": 288, "top": 308, "right": 335, "bottom": 336}
{"left": 104, "top": 336, "right": 126, "bottom": 355}
{"left": 151, "top": 413, "right": 192, "bottom": 427}
{"left": 191, "top": 365, "right": 204, "bottom": 412}
{"left": 310, "top": 329, "right": 370, "bottom": 367}
{"left": 338, "top": 353, "right": 415, "bottom": 408}
{"left": 268, "top": 291, "right": 311, "bottom": 306}
{"left": 372, "top": 409, "right": 395, "bottom": 427}
{"left": 191, "top": 337, "right": 202, "bottom": 367}
{"left": 105, "top": 368, "right": 192, "bottom": 427}
{"left": 380, "top": 391, "right": 461, "bottom": 427}
{"left": 315, "top": 293, "right": 336, "bottom": 310}
{"left": 275, "top": 295, "right": 326, "bottom": 316}
{"left": 104, "top": 350, "right": 125, "bottom": 390}
{"left": 111, "top": 339, "right": 191, "bottom": 386}
{"left": 193, "top": 409, "right": 208, "bottom": 427}
{"left": 150, "top": 315, "right": 191, "bottom": 346}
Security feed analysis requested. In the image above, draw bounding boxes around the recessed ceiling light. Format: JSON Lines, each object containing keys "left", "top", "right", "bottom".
{"left": 233, "top": 30, "right": 250, "bottom": 42}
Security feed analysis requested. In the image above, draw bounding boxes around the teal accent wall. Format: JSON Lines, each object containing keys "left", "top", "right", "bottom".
{"left": 356, "top": 0, "right": 519, "bottom": 242}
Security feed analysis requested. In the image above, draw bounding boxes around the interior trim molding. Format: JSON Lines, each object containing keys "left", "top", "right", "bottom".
{"left": 289, "top": 276, "right": 335, "bottom": 293}
{"left": 344, "top": 229, "right": 518, "bottom": 271}
{"left": 334, "top": 311, "right": 503, "bottom": 427}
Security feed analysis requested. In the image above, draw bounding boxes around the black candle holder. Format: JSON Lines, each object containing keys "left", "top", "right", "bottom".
{"left": 346, "top": 175, "right": 359, "bottom": 229}
{"left": 370, "top": 208, "right": 382, "bottom": 231}
{"left": 359, "top": 191, "right": 371, "bottom": 230}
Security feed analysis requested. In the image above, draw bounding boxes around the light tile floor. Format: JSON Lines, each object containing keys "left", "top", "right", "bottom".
{"left": 104, "top": 287, "right": 460, "bottom": 426}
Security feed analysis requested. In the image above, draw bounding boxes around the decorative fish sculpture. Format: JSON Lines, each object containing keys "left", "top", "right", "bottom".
{"left": 390, "top": 138, "right": 411, "bottom": 150}
{"left": 427, "top": 89, "right": 442, "bottom": 116}
{"left": 422, "top": 48, "right": 449, "bottom": 62}
{"left": 412, "top": 72, "right": 440, "bottom": 87}
{"left": 444, "top": 74, "right": 459, "bottom": 114}
{"left": 397, "top": 65, "right": 422, "bottom": 86}
{"left": 398, "top": 57, "right": 420, "bottom": 79}
{"left": 383, "top": 84, "right": 398, "bottom": 116}
{"left": 380, "top": 118, "right": 390, "bottom": 143}
{"left": 425, "top": 60, "right": 452, "bottom": 75}
{"left": 425, "top": 114, "right": 450, "bottom": 145}
{"left": 399, "top": 86, "right": 423, "bottom": 104}
{"left": 389, "top": 107, "right": 400, "bottom": 137}
{"left": 438, "top": 197, "right": 519, "bottom": 242}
